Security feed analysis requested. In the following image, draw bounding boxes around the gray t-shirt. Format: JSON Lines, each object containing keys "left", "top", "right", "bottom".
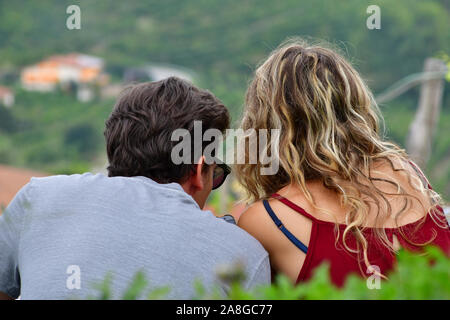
{"left": 0, "top": 173, "right": 270, "bottom": 299}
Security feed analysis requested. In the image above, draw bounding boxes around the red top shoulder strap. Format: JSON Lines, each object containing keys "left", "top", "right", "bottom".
{"left": 271, "top": 193, "right": 318, "bottom": 221}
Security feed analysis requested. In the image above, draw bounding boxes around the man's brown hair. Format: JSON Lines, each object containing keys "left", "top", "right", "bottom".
{"left": 104, "top": 77, "right": 230, "bottom": 183}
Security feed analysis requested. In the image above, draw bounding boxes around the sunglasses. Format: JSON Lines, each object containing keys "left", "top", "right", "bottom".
{"left": 212, "top": 162, "right": 231, "bottom": 190}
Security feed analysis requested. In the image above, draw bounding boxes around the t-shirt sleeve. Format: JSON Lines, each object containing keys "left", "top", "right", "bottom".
{"left": 244, "top": 254, "right": 271, "bottom": 290}
{"left": 0, "top": 182, "right": 31, "bottom": 299}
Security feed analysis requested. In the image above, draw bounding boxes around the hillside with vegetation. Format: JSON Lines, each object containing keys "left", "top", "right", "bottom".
{"left": 0, "top": 0, "right": 449, "bottom": 199}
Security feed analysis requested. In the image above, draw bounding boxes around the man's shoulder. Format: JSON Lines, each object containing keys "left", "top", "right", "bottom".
{"left": 29, "top": 172, "right": 110, "bottom": 191}
{"left": 200, "top": 214, "right": 270, "bottom": 284}
{"left": 30, "top": 172, "right": 98, "bottom": 184}
{"left": 201, "top": 211, "right": 269, "bottom": 258}
{"left": 25, "top": 173, "right": 113, "bottom": 203}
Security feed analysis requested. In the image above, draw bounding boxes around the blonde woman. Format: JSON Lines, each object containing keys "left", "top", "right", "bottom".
{"left": 235, "top": 39, "right": 450, "bottom": 286}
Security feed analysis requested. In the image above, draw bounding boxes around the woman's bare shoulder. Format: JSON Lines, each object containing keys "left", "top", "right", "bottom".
{"left": 237, "top": 200, "right": 268, "bottom": 230}
{"left": 237, "top": 200, "right": 284, "bottom": 245}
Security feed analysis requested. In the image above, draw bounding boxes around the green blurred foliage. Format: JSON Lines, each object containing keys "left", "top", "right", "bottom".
{"left": 0, "top": 0, "right": 449, "bottom": 196}
{"left": 0, "top": 89, "right": 112, "bottom": 173}
{"left": 0, "top": 107, "right": 19, "bottom": 133}
{"left": 1, "top": 0, "right": 448, "bottom": 116}
{"left": 64, "top": 123, "right": 101, "bottom": 158}
{"left": 89, "top": 246, "right": 450, "bottom": 300}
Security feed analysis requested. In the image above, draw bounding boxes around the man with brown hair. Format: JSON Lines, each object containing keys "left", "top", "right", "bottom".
{"left": 0, "top": 77, "right": 270, "bottom": 299}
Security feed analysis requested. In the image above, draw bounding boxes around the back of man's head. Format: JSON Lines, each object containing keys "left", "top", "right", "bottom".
{"left": 104, "top": 77, "right": 230, "bottom": 183}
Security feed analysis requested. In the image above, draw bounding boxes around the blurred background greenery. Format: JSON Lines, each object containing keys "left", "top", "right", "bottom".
{"left": 90, "top": 246, "right": 450, "bottom": 300}
{"left": 0, "top": 0, "right": 449, "bottom": 204}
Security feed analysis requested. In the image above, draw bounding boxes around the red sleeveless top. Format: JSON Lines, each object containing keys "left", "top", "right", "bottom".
{"left": 265, "top": 194, "right": 450, "bottom": 287}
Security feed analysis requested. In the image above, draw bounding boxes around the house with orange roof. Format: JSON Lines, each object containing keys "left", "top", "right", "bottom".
{"left": 21, "top": 53, "right": 106, "bottom": 101}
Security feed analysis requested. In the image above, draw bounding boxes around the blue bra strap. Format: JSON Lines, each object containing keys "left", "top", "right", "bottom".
{"left": 262, "top": 199, "right": 308, "bottom": 254}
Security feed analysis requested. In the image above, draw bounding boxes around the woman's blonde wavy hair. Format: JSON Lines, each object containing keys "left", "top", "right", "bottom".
{"left": 235, "top": 38, "right": 448, "bottom": 276}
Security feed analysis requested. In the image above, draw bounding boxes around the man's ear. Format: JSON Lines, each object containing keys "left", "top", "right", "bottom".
{"left": 191, "top": 155, "right": 206, "bottom": 191}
